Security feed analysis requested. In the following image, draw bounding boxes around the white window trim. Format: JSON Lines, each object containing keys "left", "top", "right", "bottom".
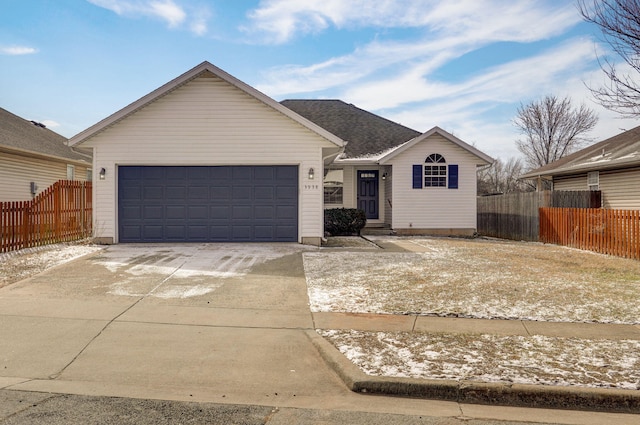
{"left": 587, "top": 171, "right": 599, "bottom": 191}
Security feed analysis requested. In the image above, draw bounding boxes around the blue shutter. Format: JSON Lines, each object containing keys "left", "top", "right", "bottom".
{"left": 412, "top": 165, "right": 422, "bottom": 189}
{"left": 448, "top": 164, "right": 458, "bottom": 189}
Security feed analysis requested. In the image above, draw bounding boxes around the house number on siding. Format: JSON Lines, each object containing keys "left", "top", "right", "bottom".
{"left": 304, "top": 184, "right": 319, "bottom": 190}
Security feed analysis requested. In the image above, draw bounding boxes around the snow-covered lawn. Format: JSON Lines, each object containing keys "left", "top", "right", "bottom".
{"left": 305, "top": 237, "right": 640, "bottom": 324}
{"left": 306, "top": 237, "right": 640, "bottom": 390}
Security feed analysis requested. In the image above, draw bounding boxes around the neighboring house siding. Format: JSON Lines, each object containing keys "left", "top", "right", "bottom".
{"left": 554, "top": 168, "right": 640, "bottom": 209}
{"left": 0, "top": 151, "right": 89, "bottom": 201}
{"left": 388, "top": 135, "right": 479, "bottom": 230}
{"left": 83, "top": 73, "right": 333, "bottom": 242}
{"left": 553, "top": 174, "right": 588, "bottom": 192}
{"left": 601, "top": 168, "right": 640, "bottom": 209}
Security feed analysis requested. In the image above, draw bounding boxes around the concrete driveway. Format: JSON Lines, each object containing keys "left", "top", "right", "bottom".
{"left": 0, "top": 243, "right": 464, "bottom": 419}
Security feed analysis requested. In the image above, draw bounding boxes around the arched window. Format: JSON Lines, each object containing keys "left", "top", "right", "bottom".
{"left": 424, "top": 153, "right": 447, "bottom": 187}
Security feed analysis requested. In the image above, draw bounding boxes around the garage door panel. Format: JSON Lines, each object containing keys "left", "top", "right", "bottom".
{"left": 232, "top": 186, "right": 252, "bottom": 200}
{"left": 120, "top": 226, "right": 141, "bottom": 240}
{"left": 188, "top": 205, "right": 208, "bottom": 219}
{"left": 166, "top": 186, "right": 186, "bottom": 199}
{"left": 143, "top": 225, "right": 164, "bottom": 240}
{"left": 120, "top": 186, "right": 141, "bottom": 200}
{"left": 144, "top": 186, "right": 163, "bottom": 199}
{"left": 211, "top": 186, "right": 231, "bottom": 200}
{"left": 143, "top": 205, "right": 163, "bottom": 219}
{"left": 276, "top": 186, "right": 297, "bottom": 199}
{"left": 188, "top": 186, "right": 209, "bottom": 200}
{"left": 210, "top": 226, "right": 230, "bottom": 240}
{"left": 187, "top": 226, "right": 208, "bottom": 240}
{"left": 255, "top": 206, "right": 274, "bottom": 219}
{"left": 232, "top": 226, "right": 252, "bottom": 240}
{"left": 166, "top": 205, "right": 186, "bottom": 219}
{"left": 119, "top": 166, "right": 298, "bottom": 242}
{"left": 210, "top": 205, "right": 230, "bottom": 219}
{"left": 276, "top": 205, "right": 297, "bottom": 220}
{"left": 232, "top": 167, "right": 253, "bottom": 180}
{"left": 142, "top": 167, "right": 163, "bottom": 179}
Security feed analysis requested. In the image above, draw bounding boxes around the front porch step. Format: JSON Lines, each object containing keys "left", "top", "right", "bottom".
{"left": 361, "top": 224, "right": 394, "bottom": 236}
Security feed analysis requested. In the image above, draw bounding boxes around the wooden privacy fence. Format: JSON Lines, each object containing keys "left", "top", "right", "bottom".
{"left": 477, "top": 190, "right": 601, "bottom": 241}
{"left": 540, "top": 208, "right": 640, "bottom": 260}
{"left": 0, "top": 180, "right": 92, "bottom": 253}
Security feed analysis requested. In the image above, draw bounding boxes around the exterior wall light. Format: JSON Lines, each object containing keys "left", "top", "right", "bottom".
{"left": 99, "top": 168, "right": 106, "bottom": 180}
{"left": 382, "top": 172, "right": 388, "bottom": 180}
{"left": 308, "top": 167, "right": 315, "bottom": 180}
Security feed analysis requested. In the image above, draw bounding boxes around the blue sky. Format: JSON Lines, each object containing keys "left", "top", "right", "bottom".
{"left": 2, "top": 0, "right": 639, "bottom": 161}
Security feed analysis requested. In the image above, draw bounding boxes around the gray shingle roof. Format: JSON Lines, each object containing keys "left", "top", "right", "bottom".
{"left": 520, "top": 125, "right": 640, "bottom": 179}
{"left": 0, "top": 107, "right": 90, "bottom": 163}
{"left": 281, "top": 99, "right": 421, "bottom": 158}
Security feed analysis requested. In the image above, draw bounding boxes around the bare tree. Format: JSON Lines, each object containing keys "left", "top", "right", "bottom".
{"left": 477, "top": 157, "right": 531, "bottom": 195}
{"left": 514, "top": 95, "right": 598, "bottom": 169}
{"left": 578, "top": 0, "right": 640, "bottom": 116}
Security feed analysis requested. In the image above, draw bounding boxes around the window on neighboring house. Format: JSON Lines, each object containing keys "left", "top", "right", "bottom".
{"left": 424, "top": 153, "right": 447, "bottom": 187}
{"left": 588, "top": 171, "right": 599, "bottom": 190}
{"left": 324, "top": 168, "right": 344, "bottom": 204}
{"left": 67, "top": 164, "right": 75, "bottom": 180}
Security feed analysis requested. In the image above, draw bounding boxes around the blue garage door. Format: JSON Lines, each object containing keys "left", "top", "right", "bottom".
{"left": 118, "top": 166, "right": 298, "bottom": 242}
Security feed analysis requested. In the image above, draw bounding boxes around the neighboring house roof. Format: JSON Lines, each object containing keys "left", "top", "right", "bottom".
{"left": 521, "top": 125, "right": 640, "bottom": 179}
{"left": 0, "top": 107, "right": 90, "bottom": 164}
{"left": 69, "top": 61, "right": 344, "bottom": 148}
{"left": 281, "top": 99, "right": 421, "bottom": 158}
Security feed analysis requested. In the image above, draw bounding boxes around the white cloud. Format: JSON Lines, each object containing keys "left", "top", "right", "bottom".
{"left": 245, "top": 0, "right": 580, "bottom": 44}
{"left": 41, "top": 120, "right": 61, "bottom": 129}
{"left": 87, "top": 0, "right": 208, "bottom": 35}
{"left": 1, "top": 46, "right": 38, "bottom": 55}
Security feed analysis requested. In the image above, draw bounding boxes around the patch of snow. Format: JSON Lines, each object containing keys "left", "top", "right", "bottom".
{"left": 319, "top": 329, "right": 640, "bottom": 390}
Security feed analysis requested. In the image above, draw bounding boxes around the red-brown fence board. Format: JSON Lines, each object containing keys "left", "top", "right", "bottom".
{"left": 0, "top": 180, "right": 92, "bottom": 253}
{"left": 540, "top": 207, "right": 640, "bottom": 260}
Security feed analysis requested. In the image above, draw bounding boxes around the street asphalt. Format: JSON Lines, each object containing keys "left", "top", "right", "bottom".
{"left": 0, "top": 241, "right": 638, "bottom": 424}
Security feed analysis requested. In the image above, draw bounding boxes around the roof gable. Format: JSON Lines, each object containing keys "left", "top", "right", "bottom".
{"left": 521, "top": 125, "right": 640, "bottom": 179}
{"left": 378, "top": 126, "right": 493, "bottom": 165}
{"left": 0, "top": 107, "right": 90, "bottom": 164}
{"left": 281, "top": 99, "right": 420, "bottom": 158}
{"left": 69, "top": 61, "right": 344, "bottom": 148}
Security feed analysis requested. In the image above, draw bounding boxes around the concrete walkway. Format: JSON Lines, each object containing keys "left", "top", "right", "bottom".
{"left": 0, "top": 243, "right": 638, "bottom": 424}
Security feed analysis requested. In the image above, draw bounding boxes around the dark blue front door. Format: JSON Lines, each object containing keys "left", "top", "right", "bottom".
{"left": 357, "top": 170, "right": 379, "bottom": 220}
{"left": 118, "top": 166, "right": 298, "bottom": 242}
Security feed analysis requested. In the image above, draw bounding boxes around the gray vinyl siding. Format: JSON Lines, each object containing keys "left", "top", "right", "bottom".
{"left": 0, "top": 151, "right": 90, "bottom": 201}
{"left": 554, "top": 168, "right": 640, "bottom": 209}
{"left": 82, "top": 72, "right": 335, "bottom": 242}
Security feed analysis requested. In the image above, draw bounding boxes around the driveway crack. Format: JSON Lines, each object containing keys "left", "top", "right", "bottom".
{"left": 48, "top": 263, "right": 186, "bottom": 380}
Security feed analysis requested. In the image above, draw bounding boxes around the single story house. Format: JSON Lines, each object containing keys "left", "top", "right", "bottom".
{"left": 69, "top": 61, "right": 493, "bottom": 245}
{"left": 520, "top": 125, "right": 640, "bottom": 210}
{"left": 0, "top": 107, "right": 92, "bottom": 202}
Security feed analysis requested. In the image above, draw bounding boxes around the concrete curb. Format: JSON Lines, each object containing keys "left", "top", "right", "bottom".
{"left": 305, "top": 330, "right": 640, "bottom": 414}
